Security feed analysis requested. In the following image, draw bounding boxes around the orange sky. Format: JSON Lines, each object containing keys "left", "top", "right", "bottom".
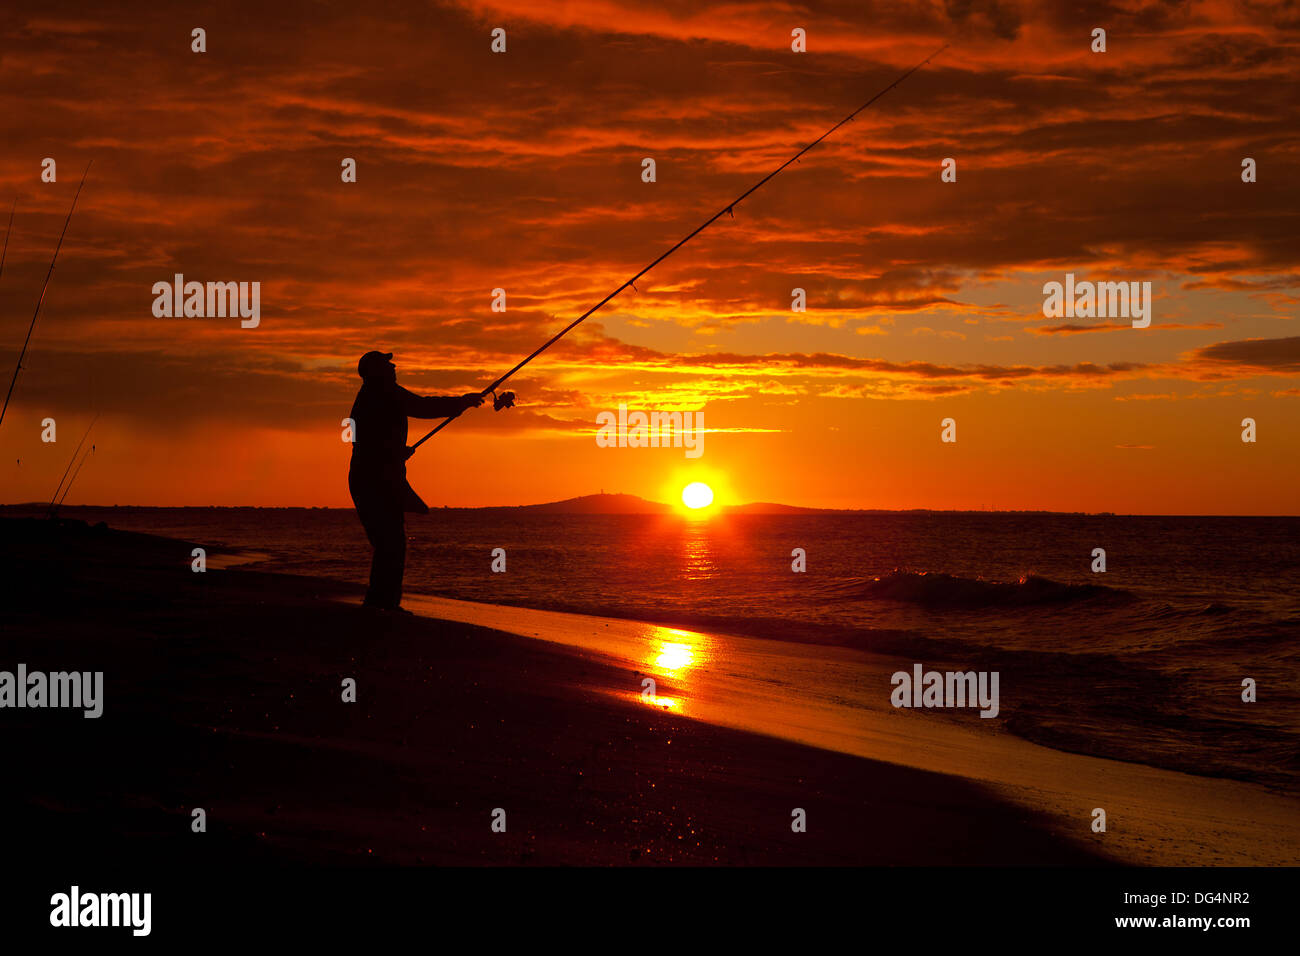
{"left": 1, "top": 0, "right": 1297, "bottom": 513}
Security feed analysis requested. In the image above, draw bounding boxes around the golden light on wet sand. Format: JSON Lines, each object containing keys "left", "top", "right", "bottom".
{"left": 655, "top": 642, "right": 695, "bottom": 671}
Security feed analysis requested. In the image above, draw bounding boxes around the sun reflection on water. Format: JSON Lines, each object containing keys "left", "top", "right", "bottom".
{"left": 680, "top": 522, "right": 718, "bottom": 581}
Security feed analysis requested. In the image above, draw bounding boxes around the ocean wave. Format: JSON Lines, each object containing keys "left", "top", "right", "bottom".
{"left": 845, "top": 569, "right": 1136, "bottom": 609}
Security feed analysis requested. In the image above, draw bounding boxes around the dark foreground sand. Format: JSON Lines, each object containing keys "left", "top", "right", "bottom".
{"left": 0, "top": 518, "right": 1106, "bottom": 866}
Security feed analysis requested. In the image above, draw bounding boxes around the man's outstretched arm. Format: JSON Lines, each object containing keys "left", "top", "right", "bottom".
{"left": 399, "top": 387, "right": 484, "bottom": 419}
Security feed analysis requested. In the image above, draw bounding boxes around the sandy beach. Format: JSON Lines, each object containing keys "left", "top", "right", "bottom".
{"left": 3, "top": 516, "right": 1296, "bottom": 867}
{"left": 405, "top": 593, "right": 1300, "bottom": 866}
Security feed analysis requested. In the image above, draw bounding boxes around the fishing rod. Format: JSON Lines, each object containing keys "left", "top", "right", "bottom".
{"left": 0, "top": 161, "right": 92, "bottom": 431}
{"left": 47, "top": 412, "right": 98, "bottom": 517}
{"left": 52, "top": 440, "right": 95, "bottom": 516}
{"left": 0, "top": 199, "right": 14, "bottom": 286}
{"left": 409, "top": 43, "right": 948, "bottom": 454}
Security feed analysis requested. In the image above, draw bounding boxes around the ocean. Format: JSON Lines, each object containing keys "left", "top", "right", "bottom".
{"left": 29, "top": 506, "right": 1300, "bottom": 793}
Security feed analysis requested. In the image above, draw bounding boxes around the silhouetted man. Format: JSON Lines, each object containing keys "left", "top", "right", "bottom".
{"left": 349, "top": 351, "right": 483, "bottom": 611}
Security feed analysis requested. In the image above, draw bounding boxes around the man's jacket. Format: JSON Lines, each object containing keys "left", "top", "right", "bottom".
{"left": 348, "top": 382, "right": 466, "bottom": 514}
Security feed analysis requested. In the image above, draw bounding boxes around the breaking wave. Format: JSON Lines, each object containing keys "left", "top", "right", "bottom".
{"left": 847, "top": 569, "right": 1136, "bottom": 609}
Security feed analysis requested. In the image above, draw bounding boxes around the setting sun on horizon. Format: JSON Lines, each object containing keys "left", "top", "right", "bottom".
{"left": 681, "top": 482, "right": 715, "bottom": 511}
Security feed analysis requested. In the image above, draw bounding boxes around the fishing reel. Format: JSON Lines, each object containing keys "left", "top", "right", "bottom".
{"left": 491, "top": 389, "right": 516, "bottom": 411}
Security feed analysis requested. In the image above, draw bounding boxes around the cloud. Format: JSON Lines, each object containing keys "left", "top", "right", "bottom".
{"left": 1, "top": 0, "right": 1298, "bottom": 505}
{"left": 1032, "top": 322, "right": 1224, "bottom": 335}
{"left": 1185, "top": 336, "right": 1300, "bottom": 375}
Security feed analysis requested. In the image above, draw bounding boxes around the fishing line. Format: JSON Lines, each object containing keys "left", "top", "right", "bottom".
{"left": 47, "top": 412, "right": 98, "bottom": 516}
{"left": 0, "top": 199, "right": 15, "bottom": 286}
{"left": 54, "top": 440, "right": 95, "bottom": 515}
{"left": 0, "top": 161, "right": 92, "bottom": 431}
{"left": 410, "top": 44, "right": 948, "bottom": 453}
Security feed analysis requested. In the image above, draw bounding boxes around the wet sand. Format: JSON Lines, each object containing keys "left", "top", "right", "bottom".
{"left": 404, "top": 594, "right": 1300, "bottom": 866}
{"left": 4, "top": 517, "right": 1287, "bottom": 866}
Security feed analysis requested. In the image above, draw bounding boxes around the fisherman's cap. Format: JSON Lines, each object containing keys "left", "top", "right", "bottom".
{"left": 358, "top": 350, "right": 394, "bottom": 379}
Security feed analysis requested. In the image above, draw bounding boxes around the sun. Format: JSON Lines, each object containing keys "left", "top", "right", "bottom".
{"left": 681, "top": 481, "right": 714, "bottom": 510}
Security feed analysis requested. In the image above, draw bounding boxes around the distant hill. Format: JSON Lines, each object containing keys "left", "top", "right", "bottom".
{"left": 465, "top": 495, "right": 1068, "bottom": 516}
{"left": 452, "top": 493, "right": 851, "bottom": 515}
{"left": 723, "top": 501, "right": 839, "bottom": 515}
{"left": 466, "top": 493, "right": 674, "bottom": 515}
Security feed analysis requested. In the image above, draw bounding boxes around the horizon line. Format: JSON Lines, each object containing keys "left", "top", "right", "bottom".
{"left": 3, "top": 500, "right": 1297, "bottom": 519}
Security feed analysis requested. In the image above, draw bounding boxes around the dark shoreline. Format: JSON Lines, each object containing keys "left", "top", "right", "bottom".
{"left": 0, "top": 517, "right": 1106, "bottom": 866}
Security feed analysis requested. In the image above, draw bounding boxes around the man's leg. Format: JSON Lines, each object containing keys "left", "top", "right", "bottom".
{"left": 351, "top": 474, "right": 395, "bottom": 608}
{"left": 370, "top": 506, "right": 406, "bottom": 608}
